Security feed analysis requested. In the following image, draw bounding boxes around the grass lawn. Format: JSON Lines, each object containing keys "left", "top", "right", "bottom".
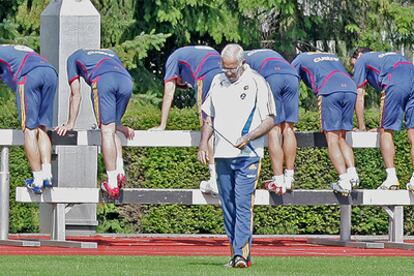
{"left": 2, "top": 256, "right": 414, "bottom": 275}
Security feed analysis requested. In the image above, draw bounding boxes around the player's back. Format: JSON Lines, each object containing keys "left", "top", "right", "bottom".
{"left": 244, "top": 49, "right": 297, "bottom": 78}
{"left": 293, "top": 52, "right": 355, "bottom": 95}
{"left": 67, "top": 49, "right": 130, "bottom": 84}
{"left": 0, "top": 45, "right": 53, "bottom": 90}
{"left": 354, "top": 52, "right": 412, "bottom": 90}
{"left": 362, "top": 52, "right": 408, "bottom": 73}
{"left": 164, "top": 46, "right": 221, "bottom": 86}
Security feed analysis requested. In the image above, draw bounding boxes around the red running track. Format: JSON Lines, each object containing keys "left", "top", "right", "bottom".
{"left": 1, "top": 236, "right": 414, "bottom": 256}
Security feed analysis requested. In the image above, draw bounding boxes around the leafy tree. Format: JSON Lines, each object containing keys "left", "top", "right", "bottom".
{"left": 92, "top": 0, "right": 170, "bottom": 96}
{"left": 132, "top": 0, "right": 260, "bottom": 96}
{"left": 0, "top": 0, "right": 46, "bottom": 49}
{"left": 345, "top": 0, "right": 414, "bottom": 52}
{"left": 2, "top": 0, "right": 412, "bottom": 106}
{"left": 0, "top": 0, "right": 24, "bottom": 22}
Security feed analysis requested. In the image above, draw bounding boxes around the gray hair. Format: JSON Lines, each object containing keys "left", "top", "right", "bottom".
{"left": 221, "top": 44, "right": 244, "bottom": 64}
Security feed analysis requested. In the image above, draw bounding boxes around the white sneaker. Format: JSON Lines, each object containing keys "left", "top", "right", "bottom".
{"left": 264, "top": 179, "right": 287, "bottom": 195}
{"left": 349, "top": 176, "right": 360, "bottom": 188}
{"left": 407, "top": 182, "right": 414, "bottom": 192}
{"left": 377, "top": 178, "right": 400, "bottom": 190}
{"left": 284, "top": 175, "right": 294, "bottom": 191}
{"left": 406, "top": 175, "right": 414, "bottom": 192}
{"left": 200, "top": 178, "right": 219, "bottom": 195}
{"left": 331, "top": 178, "right": 352, "bottom": 196}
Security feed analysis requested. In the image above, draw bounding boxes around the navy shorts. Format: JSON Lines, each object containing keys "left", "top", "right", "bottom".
{"left": 381, "top": 64, "right": 414, "bottom": 130}
{"left": 16, "top": 67, "right": 57, "bottom": 130}
{"left": 320, "top": 92, "right": 356, "bottom": 131}
{"left": 90, "top": 72, "right": 133, "bottom": 126}
{"left": 266, "top": 74, "right": 299, "bottom": 124}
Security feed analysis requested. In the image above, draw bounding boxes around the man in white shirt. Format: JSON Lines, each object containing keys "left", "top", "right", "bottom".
{"left": 198, "top": 44, "right": 276, "bottom": 268}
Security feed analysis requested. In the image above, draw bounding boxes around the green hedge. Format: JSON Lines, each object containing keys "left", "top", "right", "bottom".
{"left": 0, "top": 97, "right": 39, "bottom": 233}
{"left": 2, "top": 96, "right": 414, "bottom": 235}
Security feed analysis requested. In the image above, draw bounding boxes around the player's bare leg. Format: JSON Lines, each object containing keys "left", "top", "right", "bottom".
{"left": 378, "top": 128, "right": 399, "bottom": 190}
{"left": 264, "top": 125, "right": 286, "bottom": 194}
{"left": 406, "top": 128, "right": 414, "bottom": 191}
{"left": 325, "top": 131, "right": 351, "bottom": 196}
{"left": 282, "top": 122, "right": 296, "bottom": 191}
{"left": 100, "top": 123, "right": 120, "bottom": 198}
{"left": 24, "top": 128, "right": 43, "bottom": 193}
{"left": 200, "top": 135, "right": 219, "bottom": 195}
{"left": 338, "top": 130, "right": 359, "bottom": 187}
{"left": 38, "top": 126, "right": 53, "bottom": 187}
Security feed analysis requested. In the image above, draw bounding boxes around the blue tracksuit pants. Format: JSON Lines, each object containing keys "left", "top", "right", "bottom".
{"left": 215, "top": 156, "right": 261, "bottom": 261}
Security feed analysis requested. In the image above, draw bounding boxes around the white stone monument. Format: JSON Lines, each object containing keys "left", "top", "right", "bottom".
{"left": 40, "top": 0, "right": 100, "bottom": 234}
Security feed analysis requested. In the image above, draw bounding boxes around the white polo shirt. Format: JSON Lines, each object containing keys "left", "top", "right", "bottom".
{"left": 202, "top": 64, "right": 276, "bottom": 158}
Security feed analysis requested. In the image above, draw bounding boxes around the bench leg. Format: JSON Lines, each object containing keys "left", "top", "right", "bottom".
{"left": 0, "top": 147, "right": 40, "bottom": 247}
{"left": 389, "top": 206, "right": 403, "bottom": 243}
{"left": 308, "top": 205, "right": 383, "bottom": 248}
{"left": 52, "top": 204, "right": 66, "bottom": 241}
{"left": 340, "top": 205, "right": 351, "bottom": 241}
{"left": 39, "top": 203, "right": 97, "bottom": 248}
{"left": 0, "top": 147, "right": 11, "bottom": 241}
{"left": 382, "top": 206, "right": 414, "bottom": 250}
{"left": 382, "top": 206, "right": 404, "bottom": 243}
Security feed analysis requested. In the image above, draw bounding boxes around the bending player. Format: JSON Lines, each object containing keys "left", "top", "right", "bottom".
{"left": 351, "top": 48, "right": 414, "bottom": 190}
{"left": 56, "top": 49, "right": 135, "bottom": 199}
{"left": 150, "top": 46, "right": 222, "bottom": 195}
{"left": 245, "top": 49, "right": 299, "bottom": 194}
{"left": 292, "top": 51, "right": 359, "bottom": 196}
{"left": 0, "top": 44, "right": 57, "bottom": 194}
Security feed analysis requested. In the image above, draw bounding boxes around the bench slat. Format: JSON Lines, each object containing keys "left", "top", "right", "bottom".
{"left": 16, "top": 188, "right": 414, "bottom": 206}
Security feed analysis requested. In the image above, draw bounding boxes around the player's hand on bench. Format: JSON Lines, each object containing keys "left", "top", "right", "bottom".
{"left": 117, "top": 125, "right": 135, "bottom": 140}
{"left": 55, "top": 123, "right": 74, "bottom": 136}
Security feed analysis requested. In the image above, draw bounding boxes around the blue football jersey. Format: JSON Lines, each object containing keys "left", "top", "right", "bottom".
{"left": 0, "top": 45, "right": 56, "bottom": 91}
{"left": 164, "top": 46, "right": 221, "bottom": 88}
{"left": 244, "top": 49, "right": 298, "bottom": 78}
{"left": 292, "top": 52, "right": 356, "bottom": 95}
{"left": 353, "top": 51, "right": 412, "bottom": 91}
{"left": 67, "top": 49, "right": 131, "bottom": 85}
